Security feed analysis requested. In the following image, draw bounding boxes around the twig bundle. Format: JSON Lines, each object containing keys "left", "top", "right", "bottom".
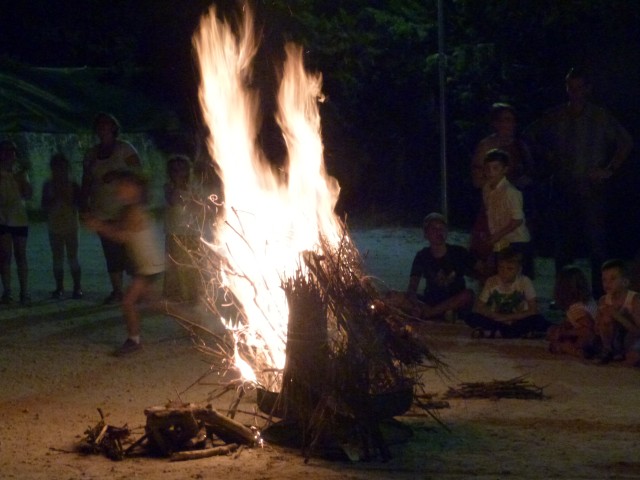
{"left": 445, "top": 376, "right": 545, "bottom": 400}
{"left": 80, "top": 409, "right": 132, "bottom": 461}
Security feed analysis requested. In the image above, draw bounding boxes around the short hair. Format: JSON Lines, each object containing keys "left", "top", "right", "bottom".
{"left": 553, "top": 265, "right": 592, "bottom": 310}
{"left": 565, "top": 66, "right": 591, "bottom": 85}
{"left": 489, "top": 102, "right": 516, "bottom": 123}
{"left": 93, "top": 112, "right": 121, "bottom": 136}
{"left": 497, "top": 247, "right": 522, "bottom": 266}
{"left": 484, "top": 148, "right": 510, "bottom": 167}
{"left": 601, "top": 258, "right": 628, "bottom": 277}
{"left": 422, "top": 212, "right": 447, "bottom": 229}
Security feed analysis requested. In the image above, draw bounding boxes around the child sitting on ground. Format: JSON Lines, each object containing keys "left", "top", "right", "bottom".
{"left": 84, "top": 171, "right": 165, "bottom": 357}
{"left": 546, "top": 265, "right": 598, "bottom": 358}
{"left": 404, "top": 212, "right": 475, "bottom": 321}
{"left": 465, "top": 247, "right": 549, "bottom": 338}
{"left": 594, "top": 259, "right": 640, "bottom": 366}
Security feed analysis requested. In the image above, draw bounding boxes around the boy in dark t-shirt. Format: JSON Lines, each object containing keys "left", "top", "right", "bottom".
{"left": 406, "top": 212, "right": 475, "bottom": 320}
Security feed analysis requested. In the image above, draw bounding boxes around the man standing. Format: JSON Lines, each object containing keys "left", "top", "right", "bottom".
{"left": 527, "top": 67, "right": 633, "bottom": 297}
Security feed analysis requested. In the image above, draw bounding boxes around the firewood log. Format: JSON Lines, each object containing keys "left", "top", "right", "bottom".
{"left": 169, "top": 443, "right": 239, "bottom": 461}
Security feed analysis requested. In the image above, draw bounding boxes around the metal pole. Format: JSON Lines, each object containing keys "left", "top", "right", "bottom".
{"left": 437, "top": 0, "right": 447, "bottom": 218}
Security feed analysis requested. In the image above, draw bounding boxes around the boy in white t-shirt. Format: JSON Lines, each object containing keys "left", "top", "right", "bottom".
{"left": 465, "top": 247, "right": 549, "bottom": 338}
{"left": 482, "top": 148, "right": 534, "bottom": 278}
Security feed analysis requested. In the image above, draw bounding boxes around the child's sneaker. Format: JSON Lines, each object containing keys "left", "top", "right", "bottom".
{"left": 114, "top": 339, "right": 143, "bottom": 357}
{"left": 72, "top": 288, "right": 84, "bottom": 299}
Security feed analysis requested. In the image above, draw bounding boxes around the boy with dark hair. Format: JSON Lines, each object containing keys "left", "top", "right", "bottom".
{"left": 594, "top": 259, "right": 640, "bottom": 365}
{"left": 405, "top": 212, "right": 475, "bottom": 321}
{"left": 482, "top": 148, "right": 534, "bottom": 278}
{"left": 465, "top": 247, "right": 549, "bottom": 338}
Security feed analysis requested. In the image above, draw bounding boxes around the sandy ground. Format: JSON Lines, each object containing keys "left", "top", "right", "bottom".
{"left": 1, "top": 223, "right": 639, "bottom": 479}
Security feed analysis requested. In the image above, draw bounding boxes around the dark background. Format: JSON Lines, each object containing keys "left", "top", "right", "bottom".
{"left": 1, "top": 0, "right": 639, "bottom": 242}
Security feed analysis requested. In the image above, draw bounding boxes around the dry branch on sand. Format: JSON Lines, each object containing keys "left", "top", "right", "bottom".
{"left": 79, "top": 409, "right": 132, "bottom": 461}
{"left": 79, "top": 403, "right": 258, "bottom": 461}
{"left": 444, "top": 376, "right": 546, "bottom": 400}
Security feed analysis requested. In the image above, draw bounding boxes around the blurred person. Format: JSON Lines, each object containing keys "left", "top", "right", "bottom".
{"left": 0, "top": 140, "right": 32, "bottom": 305}
{"left": 41, "top": 153, "right": 83, "bottom": 299}
{"left": 84, "top": 171, "right": 164, "bottom": 356}
{"left": 81, "top": 113, "right": 142, "bottom": 304}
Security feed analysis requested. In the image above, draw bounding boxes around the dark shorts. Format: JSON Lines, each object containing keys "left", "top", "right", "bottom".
{"left": 99, "top": 233, "right": 126, "bottom": 273}
{"left": 0, "top": 225, "right": 29, "bottom": 237}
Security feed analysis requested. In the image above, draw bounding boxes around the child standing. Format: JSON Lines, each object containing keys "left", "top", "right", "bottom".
{"left": 0, "top": 140, "right": 32, "bottom": 304}
{"left": 84, "top": 171, "right": 164, "bottom": 356}
{"left": 465, "top": 248, "right": 549, "bottom": 338}
{"left": 594, "top": 259, "right": 640, "bottom": 365}
{"left": 482, "top": 148, "right": 533, "bottom": 278}
{"left": 547, "top": 266, "right": 598, "bottom": 358}
{"left": 41, "top": 153, "right": 83, "bottom": 299}
{"left": 163, "top": 155, "right": 203, "bottom": 304}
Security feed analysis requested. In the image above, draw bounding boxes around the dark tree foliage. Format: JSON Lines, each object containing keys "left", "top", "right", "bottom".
{"left": 0, "top": 0, "right": 638, "bottom": 224}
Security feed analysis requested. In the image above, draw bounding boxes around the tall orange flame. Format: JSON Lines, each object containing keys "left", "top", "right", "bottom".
{"left": 193, "top": 6, "right": 343, "bottom": 388}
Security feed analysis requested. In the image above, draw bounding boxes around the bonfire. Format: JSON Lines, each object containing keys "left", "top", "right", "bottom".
{"left": 166, "top": 4, "right": 444, "bottom": 460}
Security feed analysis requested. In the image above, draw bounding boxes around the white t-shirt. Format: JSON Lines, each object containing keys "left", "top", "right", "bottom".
{"left": 479, "top": 273, "right": 536, "bottom": 314}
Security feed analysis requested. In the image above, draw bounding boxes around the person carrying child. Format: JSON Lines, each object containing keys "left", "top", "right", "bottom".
{"left": 84, "top": 171, "right": 164, "bottom": 357}
{"left": 482, "top": 148, "right": 534, "bottom": 278}
{"left": 465, "top": 247, "right": 549, "bottom": 338}
{"left": 546, "top": 265, "right": 598, "bottom": 358}
{"left": 594, "top": 259, "right": 640, "bottom": 366}
{"left": 41, "top": 153, "right": 83, "bottom": 299}
{"left": 405, "top": 212, "right": 475, "bottom": 321}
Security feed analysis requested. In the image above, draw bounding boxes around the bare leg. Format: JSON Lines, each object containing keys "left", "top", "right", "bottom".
{"left": 13, "top": 235, "right": 28, "bottom": 300}
{"left": 66, "top": 233, "right": 82, "bottom": 292}
{"left": 50, "top": 231, "right": 65, "bottom": 292}
{"left": 121, "top": 276, "right": 149, "bottom": 338}
{"left": 0, "top": 233, "right": 12, "bottom": 298}
{"left": 109, "top": 271, "right": 124, "bottom": 295}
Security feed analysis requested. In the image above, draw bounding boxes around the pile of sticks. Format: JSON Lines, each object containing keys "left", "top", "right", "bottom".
{"left": 79, "top": 403, "right": 258, "bottom": 462}
{"left": 445, "top": 376, "right": 546, "bottom": 400}
{"left": 80, "top": 409, "right": 131, "bottom": 461}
